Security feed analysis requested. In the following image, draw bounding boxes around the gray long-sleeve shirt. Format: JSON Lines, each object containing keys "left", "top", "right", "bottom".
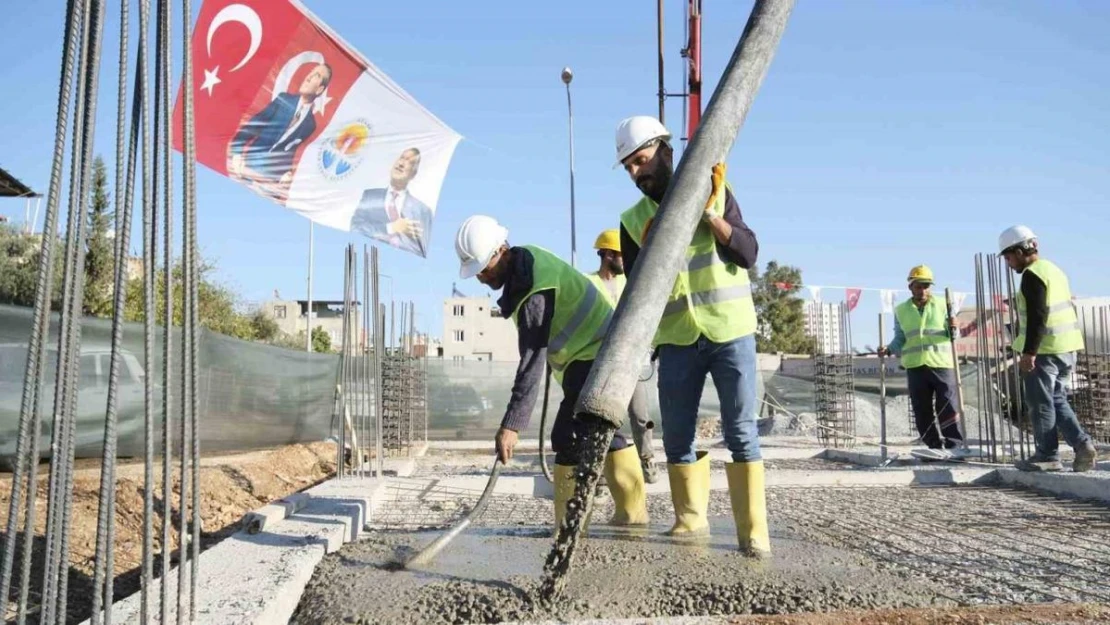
{"left": 495, "top": 247, "right": 555, "bottom": 432}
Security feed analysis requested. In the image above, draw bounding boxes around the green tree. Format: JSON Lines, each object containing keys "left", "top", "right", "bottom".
{"left": 749, "top": 261, "right": 815, "bottom": 355}
{"left": 311, "top": 325, "right": 331, "bottom": 353}
{"left": 0, "top": 223, "right": 63, "bottom": 309}
{"left": 122, "top": 258, "right": 255, "bottom": 341}
{"left": 248, "top": 308, "right": 281, "bottom": 342}
{"left": 83, "top": 156, "right": 115, "bottom": 316}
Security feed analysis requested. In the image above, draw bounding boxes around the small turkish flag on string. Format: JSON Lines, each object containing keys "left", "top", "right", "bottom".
{"left": 845, "top": 288, "right": 862, "bottom": 312}
{"left": 774, "top": 282, "right": 794, "bottom": 291}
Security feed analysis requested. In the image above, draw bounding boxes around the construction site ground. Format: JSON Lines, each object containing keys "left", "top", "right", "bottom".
{"left": 293, "top": 441, "right": 1110, "bottom": 625}
{"left": 0, "top": 441, "right": 338, "bottom": 624}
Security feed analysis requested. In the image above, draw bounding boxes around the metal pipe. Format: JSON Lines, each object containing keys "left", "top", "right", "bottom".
{"left": 561, "top": 67, "right": 577, "bottom": 268}
{"left": 576, "top": 0, "right": 795, "bottom": 427}
{"left": 686, "top": 0, "right": 703, "bottom": 138}
{"left": 404, "top": 459, "right": 503, "bottom": 569}
{"left": 878, "top": 313, "right": 887, "bottom": 464}
{"left": 945, "top": 288, "right": 968, "bottom": 450}
{"left": 657, "top": 0, "right": 665, "bottom": 123}
{"left": 307, "top": 221, "right": 314, "bottom": 352}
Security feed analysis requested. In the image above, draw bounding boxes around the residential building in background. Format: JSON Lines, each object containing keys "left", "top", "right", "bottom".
{"left": 261, "top": 294, "right": 360, "bottom": 349}
{"left": 441, "top": 295, "right": 517, "bottom": 362}
{"left": 804, "top": 303, "right": 843, "bottom": 354}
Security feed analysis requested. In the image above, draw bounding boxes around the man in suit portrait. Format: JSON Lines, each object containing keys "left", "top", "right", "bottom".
{"left": 227, "top": 62, "right": 333, "bottom": 187}
{"left": 350, "top": 147, "right": 433, "bottom": 257}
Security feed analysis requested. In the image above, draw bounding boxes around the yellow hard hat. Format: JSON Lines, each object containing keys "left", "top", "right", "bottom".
{"left": 907, "top": 265, "right": 934, "bottom": 284}
{"left": 594, "top": 229, "right": 621, "bottom": 253}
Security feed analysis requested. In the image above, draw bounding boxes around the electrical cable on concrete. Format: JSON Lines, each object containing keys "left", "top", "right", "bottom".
{"left": 0, "top": 0, "right": 82, "bottom": 618}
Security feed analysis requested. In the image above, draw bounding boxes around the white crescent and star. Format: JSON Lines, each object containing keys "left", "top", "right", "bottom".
{"left": 201, "top": 3, "right": 263, "bottom": 97}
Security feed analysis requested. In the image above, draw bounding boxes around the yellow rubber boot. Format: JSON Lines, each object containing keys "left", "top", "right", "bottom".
{"left": 725, "top": 460, "right": 771, "bottom": 558}
{"left": 554, "top": 464, "right": 593, "bottom": 535}
{"left": 604, "top": 446, "right": 650, "bottom": 526}
{"left": 664, "top": 451, "right": 711, "bottom": 536}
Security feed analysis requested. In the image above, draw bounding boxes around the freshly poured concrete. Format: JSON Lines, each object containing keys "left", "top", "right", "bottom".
{"left": 291, "top": 517, "right": 945, "bottom": 624}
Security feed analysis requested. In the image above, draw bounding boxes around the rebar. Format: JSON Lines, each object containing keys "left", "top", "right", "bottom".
{"left": 812, "top": 303, "right": 856, "bottom": 448}
{"left": 0, "top": 0, "right": 83, "bottom": 620}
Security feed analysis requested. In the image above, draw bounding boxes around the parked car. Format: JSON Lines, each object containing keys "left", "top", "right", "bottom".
{"left": 0, "top": 342, "right": 150, "bottom": 470}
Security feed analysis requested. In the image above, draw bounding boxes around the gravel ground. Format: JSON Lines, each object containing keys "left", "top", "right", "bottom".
{"left": 293, "top": 518, "right": 943, "bottom": 625}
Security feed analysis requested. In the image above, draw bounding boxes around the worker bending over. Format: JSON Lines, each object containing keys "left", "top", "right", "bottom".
{"left": 878, "top": 266, "right": 966, "bottom": 459}
{"left": 999, "top": 226, "right": 1096, "bottom": 473}
{"left": 585, "top": 229, "right": 659, "bottom": 483}
{"left": 454, "top": 215, "right": 649, "bottom": 527}
{"left": 615, "top": 116, "right": 768, "bottom": 557}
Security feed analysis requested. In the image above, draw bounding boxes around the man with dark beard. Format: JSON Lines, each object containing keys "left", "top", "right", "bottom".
{"left": 585, "top": 229, "right": 659, "bottom": 483}
{"left": 615, "top": 116, "right": 767, "bottom": 557}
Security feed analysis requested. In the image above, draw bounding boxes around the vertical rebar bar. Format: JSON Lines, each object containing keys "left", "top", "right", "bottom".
{"left": 157, "top": 0, "right": 174, "bottom": 617}
{"left": 138, "top": 0, "right": 155, "bottom": 616}
{"left": 0, "top": 0, "right": 82, "bottom": 619}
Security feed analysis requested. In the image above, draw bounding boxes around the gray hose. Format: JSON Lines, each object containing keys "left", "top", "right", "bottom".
{"left": 404, "top": 458, "right": 503, "bottom": 568}
{"left": 538, "top": 365, "right": 554, "bottom": 483}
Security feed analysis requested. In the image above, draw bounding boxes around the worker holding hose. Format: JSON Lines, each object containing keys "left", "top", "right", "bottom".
{"left": 586, "top": 229, "right": 660, "bottom": 484}
{"left": 877, "top": 265, "right": 967, "bottom": 460}
{"left": 615, "top": 116, "right": 768, "bottom": 558}
{"left": 453, "top": 215, "right": 650, "bottom": 529}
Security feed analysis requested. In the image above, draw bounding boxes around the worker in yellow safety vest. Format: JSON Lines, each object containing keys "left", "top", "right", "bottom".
{"left": 585, "top": 229, "right": 659, "bottom": 483}
{"left": 998, "top": 225, "right": 1096, "bottom": 473}
{"left": 878, "top": 265, "right": 967, "bottom": 459}
{"left": 614, "top": 116, "right": 768, "bottom": 558}
{"left": 454, "top": 215, "right": 650, "bottom": 528}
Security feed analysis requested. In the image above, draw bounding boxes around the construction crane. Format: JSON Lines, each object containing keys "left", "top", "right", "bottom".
{"left": 657, "top": 0, "right": 704, "bottom": 143}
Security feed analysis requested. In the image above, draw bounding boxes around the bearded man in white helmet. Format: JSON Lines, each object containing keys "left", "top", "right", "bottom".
{"left": 614, "top": 116, "right": 768, "bottom": 557}
{"left": 453, "top": 215, "right": 650, "bottom": 529}
{"left": 998, "top": 225, "right": 1097, "bottom": 473}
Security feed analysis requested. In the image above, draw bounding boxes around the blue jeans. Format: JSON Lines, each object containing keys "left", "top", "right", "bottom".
{"left": 1022, "top": 352, "right": 1090, "bottom": 461}
{"left": 657, "top": 334, "right": 760, "bottom": 464}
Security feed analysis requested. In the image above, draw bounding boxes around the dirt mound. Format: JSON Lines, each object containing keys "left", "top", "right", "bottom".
{"left": 1, "top": 441, "right": 336, "bottom": 623}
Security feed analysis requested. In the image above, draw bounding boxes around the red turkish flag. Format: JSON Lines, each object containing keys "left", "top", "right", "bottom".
{"left": 171, "top": 0, "right": 462, "bottom": 258}
{"left": 173, "top": 0, "right": 359, "bottom": 197}
{"left": 845, "top": 288, "right": 862, "bottom": 312}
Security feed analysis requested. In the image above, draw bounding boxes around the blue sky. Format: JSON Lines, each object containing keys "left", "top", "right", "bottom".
{"left": 1, "top": 0, "right": 1107, "bottom": 349}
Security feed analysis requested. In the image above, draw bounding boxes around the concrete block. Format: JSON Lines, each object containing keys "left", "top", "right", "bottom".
{"left": 87, "top": 477, "right": 389, "bottom": 625}
{"left": 992, "top": 467, "right": 1110, "bottom": 504}
{"left": 241, "top": 492, "right": 310, "bottom": 535}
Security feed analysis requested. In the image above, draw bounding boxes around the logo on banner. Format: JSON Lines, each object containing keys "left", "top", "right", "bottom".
{"left": 318, "top": 119, "right": 372, "bottom": 179}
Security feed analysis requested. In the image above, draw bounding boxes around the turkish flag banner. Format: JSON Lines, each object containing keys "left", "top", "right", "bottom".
{"left": 173, "top": 0, "right": 461, "bottom": 258}
{"left": 845, "top": 288, "right": 862, "bottom": 313}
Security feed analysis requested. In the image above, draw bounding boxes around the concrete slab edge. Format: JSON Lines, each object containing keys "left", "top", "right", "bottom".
{"left": 83, "top": 477, "right": 389, "bottom": 625}
{"left": 991, "top": 467, "right": 1110, "bottom": 504}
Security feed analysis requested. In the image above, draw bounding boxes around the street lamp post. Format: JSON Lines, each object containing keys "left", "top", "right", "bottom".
{"left": 561, "top": 66, "right": 577, "bottom": 268}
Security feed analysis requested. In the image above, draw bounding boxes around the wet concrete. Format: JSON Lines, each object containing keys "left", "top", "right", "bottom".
{"left": 291, "top": 517, "right": 945, "bottom": 625}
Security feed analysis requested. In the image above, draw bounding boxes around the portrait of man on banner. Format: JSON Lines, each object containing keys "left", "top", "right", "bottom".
{"left": 226, "top": 58, "right": 333, "bottom": 202}
{"left": 349, "top": 147, "right": 433, "bottom": 257}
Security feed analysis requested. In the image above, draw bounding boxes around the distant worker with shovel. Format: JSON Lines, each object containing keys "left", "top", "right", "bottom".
{"left": 878, "top": 265, "right": 967, "bottom": 460}
{"left": 615, "top": 116, "right": 768, "bottom": 558}
{"left": 453, "top": 215, "right": 650, "bottom": 529}
{"left": 586, "top": 228, "right": 660, "bottom": 484}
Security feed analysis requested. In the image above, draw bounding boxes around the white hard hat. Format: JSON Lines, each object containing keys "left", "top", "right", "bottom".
{"left": 614, "top": 116, "right": 671, "bottom": 167}
{"left": 455, "top": 215, "right": 509, "bottom": 279}
{"left": 998, "top": 225, "right": 1037, "bottom": 254}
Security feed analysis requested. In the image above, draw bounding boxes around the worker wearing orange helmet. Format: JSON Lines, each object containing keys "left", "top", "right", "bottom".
{"left": 878, "top": 265, "right": 966, "bottom": 458}
{"left": 585, "top": 229, "right": 659, "bottom": 483}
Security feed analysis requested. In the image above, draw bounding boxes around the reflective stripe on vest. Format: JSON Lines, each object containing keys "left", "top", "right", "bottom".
{"left": 619, "top": 181, "right": 756, "bottom": 347}
{"left": 1013, "top": 259, "right": 1084, "bottom": 355}
{"left": 512, "top": 245, "right": 614, "bottom": 380}
{"left": 894, "top": 297, "right": 954, "bottom": 369}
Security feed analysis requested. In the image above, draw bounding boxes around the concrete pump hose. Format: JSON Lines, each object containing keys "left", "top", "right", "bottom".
{"left": 404, "top": 457, "right": 504, "bottom": 569}
{"left": 538, "top": 365, "right": 554, "bottom": 483}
